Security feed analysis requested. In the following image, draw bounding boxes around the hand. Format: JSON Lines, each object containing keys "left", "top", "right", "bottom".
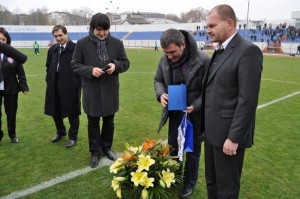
{"left": 92, "top": 67, "right": 105, "bottom": 77}
{"left": 23, "top": 91, "right": 29, "bottom": 95}
{"left": 105, "top": 63, "right": 115, "bottom": 75}
{"left": 223, "top": 139, "right": 238, "bottom": 156}
{"left": 160, "top": 93, "right": 168, "bottom": 107}
{"left": 186, "top": 106, "right": 195, "bottom": 113}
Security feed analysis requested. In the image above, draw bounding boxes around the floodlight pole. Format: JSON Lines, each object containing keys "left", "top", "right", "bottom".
{"left": 246, "top": 0, "right": 250, "bottom": 39}
{"left": 110, "top": 0, "right": 118, "bottom": 37}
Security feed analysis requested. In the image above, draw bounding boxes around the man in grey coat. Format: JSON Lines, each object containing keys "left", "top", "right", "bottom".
{"left": 154, "top": 28, "right": 210, "bottom": 198}
{"left": 71, "top": 13, "right": 130, "bottom": 168}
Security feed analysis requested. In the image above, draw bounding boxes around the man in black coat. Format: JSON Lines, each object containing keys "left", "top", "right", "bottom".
{"left": 45, "top": 25, "right": 81, "bottom": 148}
{"left": 71, "top": 13, "right": 129, "bottom": 168}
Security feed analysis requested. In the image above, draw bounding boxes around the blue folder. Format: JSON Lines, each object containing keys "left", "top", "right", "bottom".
{"left": 168, "top": 84, "right": 187, "bottom": 110}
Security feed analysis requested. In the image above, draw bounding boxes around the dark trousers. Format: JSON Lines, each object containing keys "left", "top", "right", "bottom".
{"left": 168, "top": 111, "right": 202, "bottom": 189}
{"left": 87, "top": 114, "right": 115, "bottom": 157}
{"left": 205, "top": 140, "right": 245, "bottom": 199}
{"left": 0, "top": 91, "right": 18, "bottom": 139}
{"left": 53, "top": 74, "right": 79, "bottom": 140}
{"left": 53, "top": 115, "right": 79, "bottom": 140}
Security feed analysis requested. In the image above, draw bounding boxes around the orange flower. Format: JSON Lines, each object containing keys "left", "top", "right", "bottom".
{"left": 121, "top": 150, "right": 136, "bottom": 161}
{"left": 161, "top": 144, "right": 170, "bottom": 157}
{"left": 142, "top": 138, "right": 159, "bottom": 151}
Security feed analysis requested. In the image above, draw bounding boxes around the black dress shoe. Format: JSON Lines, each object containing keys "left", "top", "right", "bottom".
{"left": 11, "top": 137, "right": 19, "bottom": 143}
{"left": 105, "top": 151, "right": 117, "bottom": 161}
{"left": 90, "top": 156, "right": 99, "bottom": 168}
{"left": 51, "top": 134, "right": 65, "bottom": 143}
{"left": 66, "top": 140, "right": 76, "bottom": 148}
{"left": 181, "top": 187, "right": 193, "bottom": 198}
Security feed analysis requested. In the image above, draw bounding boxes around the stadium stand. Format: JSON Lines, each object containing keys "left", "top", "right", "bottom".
{"left": 10, "top": 31, "right": 129, "bottom": 41}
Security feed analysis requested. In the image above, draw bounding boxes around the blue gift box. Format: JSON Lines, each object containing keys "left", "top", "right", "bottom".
{"left": 168, "top": 84, "right": 187, "bottom": 110}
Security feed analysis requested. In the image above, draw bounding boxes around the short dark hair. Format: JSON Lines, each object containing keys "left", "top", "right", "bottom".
{"left": 52, "top": 25, "right": 68, "bottom": 35}
{"left": 210, "top": 4, "right": 237, "bottom": 27}
{"left": 89, "top": 13, "right": 110, "bottom": 31}
{"left": 0, "top": 27, "right": 11, "bottom": 45}
{"left": 160, "top": 29, "right": 185, "bottom": 48}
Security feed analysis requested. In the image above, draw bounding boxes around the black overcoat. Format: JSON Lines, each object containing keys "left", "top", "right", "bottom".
{"left": 45, "top": 40, "right": 81, "bottom": 117}
{"left": 71, "top": 35, "right": 129, "bottom": 117}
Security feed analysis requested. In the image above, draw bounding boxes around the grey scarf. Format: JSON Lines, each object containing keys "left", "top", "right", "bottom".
{"left": 169, "top": 48, "right": 189, "bottom": 85}
{"left": 89, "top": 30, "right": 110, "bottom": 66}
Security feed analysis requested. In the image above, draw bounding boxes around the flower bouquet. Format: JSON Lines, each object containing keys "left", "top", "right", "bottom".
{"left": 108, "top": 139, "right": 182, "bottom": 199}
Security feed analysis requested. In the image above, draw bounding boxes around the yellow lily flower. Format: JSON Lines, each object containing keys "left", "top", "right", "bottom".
{"left": 142, "top": 188, "right": 149, "bottom": 199}
{"left": 110, "top": 158, "right": 124, "bottom": 174}
{"left": 116, "top": 188, "right": 122, "bottom": 198}
{"left": 130, "top": 146, "right": 139, "bottom": 154}
{"left": 140, "top": 176, "right": 154, "bottom": 188}
{"left": 111, "top": 179, "right": 120, "bottom": 191}
{"left": 130, "top": 171, "right": 147, "bottom": 186}
{"left": 161, "top": 168, "right": 175, "bottom": 188}
{"left": 136, "top": 154, "right": 155, "bottom": 172}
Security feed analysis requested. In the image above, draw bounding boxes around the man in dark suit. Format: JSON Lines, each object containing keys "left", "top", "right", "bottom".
{"left": 202, "top": 5, "right": 263, "bottom": 199}
{"left": 45, "top": 25, "right": 81, "bottom": 148}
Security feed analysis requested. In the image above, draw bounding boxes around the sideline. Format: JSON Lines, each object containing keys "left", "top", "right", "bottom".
{"left": 0, "top": 158, "right": 113, "bottom": 199}
{"left": 1, "top": 91, "right": 300, "bottom": 199}
{"left": 257, "top": 91, "right": 300, "bottom": 109}
{"left": 262, "top": 78, "right": 300, "bottom": 85}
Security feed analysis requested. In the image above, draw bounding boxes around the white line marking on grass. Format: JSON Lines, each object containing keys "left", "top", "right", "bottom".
{"left": 262, "top": 78, "right": 300, "bottom": 85}
{"left": 0, "top": 158, "right": 113, "bottom": 199}
{"left": 2, "top": 91, "right": 300, "bottom": 199}
{"left": 257, "top": 91, "right": 300, "bottom": 109}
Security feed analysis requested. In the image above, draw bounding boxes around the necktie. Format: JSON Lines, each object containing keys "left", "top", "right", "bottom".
{"left": 59, "top": 45, "right": 64, "bottom": 54}
{"left": 57, "top": 45, "right": 64, "bottom": 72}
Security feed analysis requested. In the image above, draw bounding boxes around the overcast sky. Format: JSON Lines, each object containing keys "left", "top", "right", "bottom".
{"left": 2, "top": 0, "right": 300, "bottom": 21}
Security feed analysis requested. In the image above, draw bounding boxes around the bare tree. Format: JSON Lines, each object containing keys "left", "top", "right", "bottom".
{"left": 165, "top": 14, "right": 183, "bottom": 23}
{"left": 26, "top": 7, "right": 50, "bottom": 25}
{"left": 0, "top": 5, "right": 13, "bottom": 24}
{"left": 181, "top": 7, "right": 208, "bottom": 23}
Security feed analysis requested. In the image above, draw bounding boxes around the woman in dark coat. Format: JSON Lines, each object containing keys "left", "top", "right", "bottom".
{"left": 71, "top": 13, "right": 130, "bottom": 168}
{"left": 0, "top": 27, "right": 29, "bottom": 143}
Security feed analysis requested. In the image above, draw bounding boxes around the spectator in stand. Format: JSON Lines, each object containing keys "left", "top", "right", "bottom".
{"left": 0, "top": 27, "right": 29, "bottom": 144}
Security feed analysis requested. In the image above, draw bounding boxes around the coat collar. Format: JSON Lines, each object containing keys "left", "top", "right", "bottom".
{"left": 207, "top": 33, "right": 241, "bottom": 83}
